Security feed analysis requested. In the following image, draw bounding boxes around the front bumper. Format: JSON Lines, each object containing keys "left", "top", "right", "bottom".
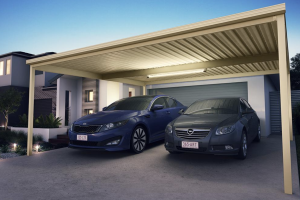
{"left": 68, "top": 125, "right": 132, "bottom": 151}
{"left": 164, "top": 128, "right": 241, "bottom": 155}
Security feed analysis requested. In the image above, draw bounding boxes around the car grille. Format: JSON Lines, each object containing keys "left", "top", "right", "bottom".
{"left": 73, "top": 125, "right": 102, "bottom": 134}
{"left": 175, "top": 128, "right": 210, "bottom": 139}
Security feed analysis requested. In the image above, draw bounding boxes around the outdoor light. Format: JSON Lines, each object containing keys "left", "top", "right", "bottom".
{"left": 36, "top": 145, "right": 40, "bottom": 152}
{"left": 13, "top": 143, "right": 17, "bottom": 151}
{"left": 147, "top": 68, "right": 206, "bottom": 78}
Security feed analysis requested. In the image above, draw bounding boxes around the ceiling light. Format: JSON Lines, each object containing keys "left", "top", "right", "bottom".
{"left": 147, "top": 68, "right": 206, "bottom": 78}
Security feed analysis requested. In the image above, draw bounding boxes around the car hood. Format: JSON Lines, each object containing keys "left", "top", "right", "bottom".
{"left": 173, "top": 114, "right": 239, "bottom": 129}
{"left": 74, "top": 110, "right": 140, "bottom": 125}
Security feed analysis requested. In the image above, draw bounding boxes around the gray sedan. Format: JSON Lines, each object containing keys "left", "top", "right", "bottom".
{"left": 164, "top": 97, "right": 261, "bottom": 159}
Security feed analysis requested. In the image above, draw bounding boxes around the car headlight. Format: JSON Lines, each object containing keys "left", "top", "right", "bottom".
{"left": 165, "top": 124, "right": 173, "bottom": 134}
{"left": 100, "top": 120, "right": 128, "bottom": 132}
{"left": 70, "top": 123, "right": 74, "bottom": 131}
{"left": 216, "top": 124, "right": 236, "bottom": 135}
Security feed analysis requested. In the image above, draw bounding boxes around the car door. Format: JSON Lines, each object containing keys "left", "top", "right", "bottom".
{"left": 148, "top": 97, "right": 172, "bottom": 141}
{"left": 243, "top": 99, "right": 259, "bottom": 140}
{"left": 165, "top": 97, "right": 183, "bottom": 120}
{"left": 240, "top": 99, "right": 254, "bottom": 139}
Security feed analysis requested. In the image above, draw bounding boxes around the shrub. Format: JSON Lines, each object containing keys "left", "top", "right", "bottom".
{"left": 1, "top": 144, "right": 10, "bottom": 153}
{"left": 293, "top": 103, "right": 300, "bottom": 135}
{"left": 15, "top": 145, "right": 26, "bottom": 155}
{"left": 0, "top": 130, "right": 44, "bottom": 148}
{"left": 18, "top": 114, "right": 28, "bottom": 127}
{"left": 39, "top": 142, "right": 54, "bottom": 151}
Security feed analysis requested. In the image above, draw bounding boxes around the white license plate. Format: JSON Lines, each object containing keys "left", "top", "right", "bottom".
{"left": 77, "top": 135, "right": 87, "bottom": 141}
{"left": 182, "top": 141, "right": 199, "bottom": 149}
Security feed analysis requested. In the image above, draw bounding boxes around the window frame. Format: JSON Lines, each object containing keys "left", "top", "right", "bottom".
{"left": 0, "top": 61, "right": 3, "bottom": 76}
{"left": 6, "top": 59, "right": 11, "bottom": 75}
{"left": 86, "top": 90, "right": 94, "bottom": 102}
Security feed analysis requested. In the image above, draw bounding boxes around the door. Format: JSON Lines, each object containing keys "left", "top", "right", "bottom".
{"left": 148, "top": 97, "right": 172, "bottom": 141}
{"left": 165, "top": 97, "right": 183, "bottom": 120}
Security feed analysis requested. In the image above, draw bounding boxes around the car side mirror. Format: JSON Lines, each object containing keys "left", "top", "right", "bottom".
{"left": 178, "top": 109, "right": 184, "bottom": 114}
{"left": 102, "top": 107, "right": 107, "bottom": 111}
{"left": 151, "top": 104, "right": 164, "bottom": 111}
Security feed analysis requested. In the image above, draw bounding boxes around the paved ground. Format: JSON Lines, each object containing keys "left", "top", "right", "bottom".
{"left": 0, "top": 135, "right": 299, "bottom": 200}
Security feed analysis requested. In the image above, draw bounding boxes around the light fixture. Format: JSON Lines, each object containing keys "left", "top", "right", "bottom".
{"left": 13, "top": 143, "right": 17, "bottom": 151}
{"left": 36, "top": 145, "right": 40, "bottom": 152}
{"left": 147, "top": 68, "right": 206, "bottom": 78}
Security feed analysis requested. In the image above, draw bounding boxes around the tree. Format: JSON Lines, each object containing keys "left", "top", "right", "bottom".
{"left": 290, "top": 53, "right": 300, "bottom": 90}
{"left": 0, "top": 88, "right": 24, "bottom": 130}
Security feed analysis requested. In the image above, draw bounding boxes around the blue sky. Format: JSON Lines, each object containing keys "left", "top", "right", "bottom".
{"left": 0, "top": 0, "right": 299, "bottom": 58}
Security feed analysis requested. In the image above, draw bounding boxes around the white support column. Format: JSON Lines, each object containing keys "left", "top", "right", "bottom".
{"left": 287, "top": 73, "right": 293, "bottom": 141}
{"left": 27, "top": 67, "right": 35, "bottom": 156}
{"left": 277, "top": 14, "right": 292, "bottom": 194}
{"left": 143, "top": 86, "right": 146, "bottom": 95}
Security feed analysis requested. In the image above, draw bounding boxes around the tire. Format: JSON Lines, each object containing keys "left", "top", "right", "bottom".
{"left": 254, "top": 123, "right": 261, "bottom": 142}
{"left": 236, "top": 131, "right": 247, "bottom": 160}
{"left": 130, "top": 126, "right": 147, "bottom": 154}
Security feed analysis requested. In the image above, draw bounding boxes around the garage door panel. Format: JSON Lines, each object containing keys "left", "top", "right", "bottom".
{"left": 148, "top": 82, "right": 248, "bottom": 106}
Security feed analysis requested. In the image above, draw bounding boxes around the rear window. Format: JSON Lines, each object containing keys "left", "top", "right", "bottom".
{"left": 184, "top": 98, "right": 239, "bottom": 115}
{"left": 106, "top": 97, "right": 153, "bottom": 111}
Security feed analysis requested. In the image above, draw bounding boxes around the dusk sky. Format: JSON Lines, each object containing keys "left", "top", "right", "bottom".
{"left": 0, "top": 0, "right": 299, "bottom": 59}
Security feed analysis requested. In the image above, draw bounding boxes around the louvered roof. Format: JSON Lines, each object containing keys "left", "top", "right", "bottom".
{"left": 27, "top": 3, "right": 286, "bottom": 85}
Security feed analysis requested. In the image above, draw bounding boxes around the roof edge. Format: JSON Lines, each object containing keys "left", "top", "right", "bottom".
{"left": 27, "top": 3, "right": 285, "bottom": 65}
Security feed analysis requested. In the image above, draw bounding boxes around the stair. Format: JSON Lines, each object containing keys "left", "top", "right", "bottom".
{"left": 49, "top": 134, "right": 69, "bottom": 148}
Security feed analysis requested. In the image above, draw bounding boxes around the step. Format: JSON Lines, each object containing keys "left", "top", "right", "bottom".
{"left": 48, "top": 138, "right": 69, "bottom": 145}
{"left": 57, "top": 134, "right": 69, "bottom": 139}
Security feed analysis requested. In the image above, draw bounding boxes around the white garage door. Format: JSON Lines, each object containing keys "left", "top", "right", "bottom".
{"left": 148, "top": 82, "right": 248, "bottom": 106}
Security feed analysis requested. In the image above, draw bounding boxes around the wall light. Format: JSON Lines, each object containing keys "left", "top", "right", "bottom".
{"left": 147, "top": 68, "right": 206, "bottom": 78}
{"left": 36, "top": 145, "right": 40, "bottom": 152}
{"left": 13, "top": 143, "right": 17, "bottom": 151}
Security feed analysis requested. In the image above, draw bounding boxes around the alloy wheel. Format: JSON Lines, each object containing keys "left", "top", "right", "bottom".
{"left": 242, "top": 134, "right": 247, "bottom": 157}
{"left": 133, "top": 128, "right": 146, "bottom": 152}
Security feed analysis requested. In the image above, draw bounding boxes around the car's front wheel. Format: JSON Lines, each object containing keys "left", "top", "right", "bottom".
{"left": 237, "top": 131, "right": 247, "bottom": 160}
{"left": 130, "top": 126, "right": 147, "bottom": 154}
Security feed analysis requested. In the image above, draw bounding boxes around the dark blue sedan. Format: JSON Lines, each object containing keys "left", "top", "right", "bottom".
{"left": 68, "top": 95, "right": 186, "bottom": 153}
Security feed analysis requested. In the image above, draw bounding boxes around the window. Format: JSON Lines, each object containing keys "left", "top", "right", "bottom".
{"left": 6, "top": 60, "right": 11, "bottom": 75}
{"left": 151, "top": 97, "right": 167, "bottom": 110}
{"left": 0, "top": 61, "right": 3, "bottom": 75}
{"left": 85, "top": 109, "right": 93, "bottom": 115}
{"left": 240, "top": 100, "right": 247, "bottom": 113}
{"left": 86, "top": 90, "right": 93, "bottom": 102}
{"left": 166, "top": 98, "right": 177, "bottom": 108}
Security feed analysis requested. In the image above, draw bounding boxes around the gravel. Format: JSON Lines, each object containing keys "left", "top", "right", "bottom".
{"left": 0, "top": 152, "right": 21, "bottom": 159}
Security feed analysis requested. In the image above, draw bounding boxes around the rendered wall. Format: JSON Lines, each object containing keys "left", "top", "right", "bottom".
{"left": 11, "top": 56, "right": 30, "bottom": 87}
{"left": 123, "top": 84, "right": 142, "bottom": 98}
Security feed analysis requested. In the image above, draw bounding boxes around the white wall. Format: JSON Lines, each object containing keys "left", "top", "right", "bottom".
{"left": 147, "top": 75, "right": 272, "bottom": 136}
{"left": 99, "top": 80, "right": 123, "bottom": 111}
{"left": 123, "top": 84, "right": 142, "bottom": 98}
{"left": 11, "top": 56, "right": 30, "bottom": 87}
{"left": 56, "top": 77, "right": 80, "bottom": 127}
{"left": 76, "top": 78, "right": 83, "bottom": 119}
{"left": 107, "top": 81, "right": 121, "bottom": 106}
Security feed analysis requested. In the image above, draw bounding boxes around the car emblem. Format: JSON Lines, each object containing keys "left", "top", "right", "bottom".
{"left": 187, "top": 129, "right": 194, "bottom": 135}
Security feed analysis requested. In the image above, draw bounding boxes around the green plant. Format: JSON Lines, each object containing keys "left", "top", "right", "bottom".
{"left": 34, "top": 113, "right": 62, "bottom": 128}
{"left": 18, "top": 114, "right": 28, "bottom": 127}
{"left": 39, "top": 142, "right": 54, "bottom": 151}
{"left": 1, "top": 144, "right": 10, "bottom": 153}
{"left": 15, "top": 145, "right": 23, "bottom": 153}
{"left": 293, "top": 103, "right": 300, "bottom": 135}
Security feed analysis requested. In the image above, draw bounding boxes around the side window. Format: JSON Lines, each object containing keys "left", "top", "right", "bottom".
{"left": 151, "top": 97, "right": 167, "bottom": 109}
{"left": 166, "top": 98, "right": 177, "bottom": 108}
{"left": 242, "top": 99, "right": 252, "bottom": 109}
{"left": 240, "top": 100, "right": 247, "bottom": 113}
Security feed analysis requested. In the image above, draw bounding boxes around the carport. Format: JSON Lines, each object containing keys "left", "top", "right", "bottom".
{"left": 26, "top": 4, "right": 294, "bottom": 194}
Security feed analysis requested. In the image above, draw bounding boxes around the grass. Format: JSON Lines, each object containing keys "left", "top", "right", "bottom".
{"left": 295, "top": 135, "right": 300, "bottom": 181}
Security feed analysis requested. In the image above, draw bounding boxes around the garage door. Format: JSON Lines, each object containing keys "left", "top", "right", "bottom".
{"left": 148, "top": 82, "right": 248, "bottom": 106}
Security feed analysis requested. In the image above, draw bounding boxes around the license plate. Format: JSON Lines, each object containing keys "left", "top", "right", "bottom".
{"left": 182, "top": 141, "right": 198, "bottom": 149}
{"left": 77, "top": 135, "right": 87, "bottom": 141}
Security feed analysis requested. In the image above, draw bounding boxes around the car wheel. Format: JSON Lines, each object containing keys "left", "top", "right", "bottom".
{"left": 254, "top": 123, "right": 261, "bottom": 142}
{"left": 130, "top": 126, "right": 147, "bottom": 154}
{"left": 237, "top": 131, "right": 247, "bottom": 160}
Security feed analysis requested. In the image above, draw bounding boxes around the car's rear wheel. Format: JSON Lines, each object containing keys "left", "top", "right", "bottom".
{"left": 130, "top": 126, "right": 147, "bottom": 154}
{"left": 237, "top": 131, "right": 247, "bottom": 160}
{"left": 254, "top": 123, "right": 261, "bottom": 142}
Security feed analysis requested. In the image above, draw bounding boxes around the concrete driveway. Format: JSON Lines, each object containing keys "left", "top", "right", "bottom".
{"left": 0, "top": 135, "right": 299, "bottom": 200}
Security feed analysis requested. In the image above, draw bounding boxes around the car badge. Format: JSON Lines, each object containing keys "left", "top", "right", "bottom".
{"left": 187, "top": 129, "right": 194, "bottom": 135}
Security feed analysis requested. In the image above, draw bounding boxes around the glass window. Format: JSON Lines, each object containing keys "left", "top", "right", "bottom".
{"left": 151, "top": 97, "right": 167, "bottom": 109}
{"left": 6, "top": 60, "right": 11, "bottom": 75}
{"left": 106, "top": 96, "right": 153, "bottom": 111}
{"left": 0, "top": 61, "right": 3, "bottom": 76}
{"left": 86, "top": 90, "right": 93, "bottom": 102}
{"left": 185, "top": 98, "right": 239, "bottom": 115}
{"left": 240, "top": 100, "right": 247, "bottom": 113}
{"left": 242, "top": 99, "right": 251, "bottom": 109}
{"left": 166, "top": 98, "right": 177, "bottom": 108}
{"left": 85, "top": 109, "right": 93, "bottom": 115}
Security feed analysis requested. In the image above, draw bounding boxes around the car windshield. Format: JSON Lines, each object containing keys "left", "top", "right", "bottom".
{"left": 184, "top": 98, "right": 239, "bottom": 115}
{"left": 105, "top": 96, "right": 154, "bottom": 111}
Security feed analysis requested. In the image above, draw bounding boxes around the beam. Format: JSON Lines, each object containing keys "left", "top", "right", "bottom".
{"left": 27, "top": 15, "right": 278, "bottom": 68}
{"left": 277, "top": 14, "right": 292, "bottom": 195}
{"left": 27, "top": 67, "right": 35, "bottom": 156}
{"left": 146, "top": 69, "right": 279, "bottom": 85}
{"left": 34, "top": 65, "right": 102, "bottom": 80}
{"left": 108, "top": 78, "right": 145, "bottom": 86}
{"left": 101, "top": 53, "right": 278, "bottom": 79}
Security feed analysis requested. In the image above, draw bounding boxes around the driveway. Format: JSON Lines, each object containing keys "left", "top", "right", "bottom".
{"left": 0, "top": 135, "right": 299, "bottom": 200}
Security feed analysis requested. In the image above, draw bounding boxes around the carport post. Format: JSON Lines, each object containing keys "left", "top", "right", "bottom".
{"left": 277, "top": 14, "right": 292, "bottom": 194}
{"left": 27, "top": 66, "right": 35, "bottom": 156}
{"left": 287, "top": 72, "right": 293, "bottom": 141}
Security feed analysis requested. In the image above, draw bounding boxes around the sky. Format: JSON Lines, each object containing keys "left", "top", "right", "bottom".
{"left": 0, "top": 0, "right": 299, "bottom": 59}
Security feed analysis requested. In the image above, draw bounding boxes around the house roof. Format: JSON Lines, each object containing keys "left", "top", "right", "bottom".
{"left": 0, "top": 51, "right": 56, "bottom": 60}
